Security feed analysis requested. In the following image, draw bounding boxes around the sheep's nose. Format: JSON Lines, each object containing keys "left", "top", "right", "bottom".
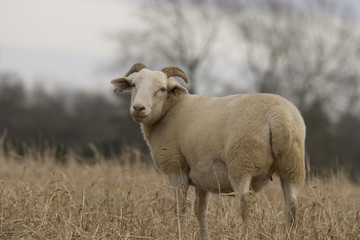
{"left": 133, "top": 105, "right": 145, "bottom": 112}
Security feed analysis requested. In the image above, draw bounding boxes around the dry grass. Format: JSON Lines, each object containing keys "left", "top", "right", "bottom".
{"left": 0, "top": 142, "right": 359, "bottom": 239}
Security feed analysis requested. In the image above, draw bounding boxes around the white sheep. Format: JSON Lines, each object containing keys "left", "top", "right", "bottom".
{"left": 111, "top": 63, "right": 305, "bottom": 239}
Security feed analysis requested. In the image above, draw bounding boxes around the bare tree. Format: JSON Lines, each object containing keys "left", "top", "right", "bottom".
{"left": 112, "top": 0, "right": 221, "bottom": 93}
{"left": 233, "top": 0, "right": 360, "bottom": 117}
{"left": 230, "top": 0, "right": 360, "bottom": 177}
{"left": 110, "top": 0, "right": 360, "bottom": 177}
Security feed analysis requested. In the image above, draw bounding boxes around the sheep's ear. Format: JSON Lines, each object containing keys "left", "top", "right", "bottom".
{"left": 167, "top": 78, "right": 188, "bottom": 97}
{"left": 111, "top": 77, "right": 132, "bottom": 92}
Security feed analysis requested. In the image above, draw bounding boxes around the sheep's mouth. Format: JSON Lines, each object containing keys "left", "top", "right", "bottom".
{"left": 131, "top": 113, "right": 148, "bottom": 122}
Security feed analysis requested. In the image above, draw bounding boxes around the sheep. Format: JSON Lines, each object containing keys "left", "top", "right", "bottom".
{"left": 111, "top": 63, "right": 306, "bottom": 239}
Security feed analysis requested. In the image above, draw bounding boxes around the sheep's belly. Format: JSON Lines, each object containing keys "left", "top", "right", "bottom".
{"left": 188, "top": 159, "right": 234, "bottom": 194}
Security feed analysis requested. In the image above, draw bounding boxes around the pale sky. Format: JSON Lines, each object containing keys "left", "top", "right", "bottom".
{"left": 0, "top": 0, "right": 139, "bottom": 92}
{"left": 1, "top": 0, "right": 359, "bottom": 95}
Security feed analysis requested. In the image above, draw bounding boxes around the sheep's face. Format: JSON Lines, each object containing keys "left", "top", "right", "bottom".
{"left": 111, "top": 69, "right": 188, "bottom": 125}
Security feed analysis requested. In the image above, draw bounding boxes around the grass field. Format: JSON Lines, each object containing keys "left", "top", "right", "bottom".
{"left": 0, "top": 143, "right": 359, "bottom": 239}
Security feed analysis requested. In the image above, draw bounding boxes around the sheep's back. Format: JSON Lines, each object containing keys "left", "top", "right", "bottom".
{"left": 170, "top": 93, "right": 303, "bottom": 167}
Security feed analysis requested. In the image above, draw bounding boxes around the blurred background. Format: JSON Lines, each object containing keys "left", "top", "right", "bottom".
{"left": 1, "top": 0, "right": 359, "bottom": 180}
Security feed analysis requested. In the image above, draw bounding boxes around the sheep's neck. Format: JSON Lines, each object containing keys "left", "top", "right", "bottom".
{"left": 140, "top": 115, "right": 165, "bottom": 145}
{"left": 139, "top": 109, "right": 174, "bottom": 146}
{"left": 140, "top": 123, "right": 153, "bottom": 144}
{"left": 139, "top": 96, "right": 185, "bottom": 146}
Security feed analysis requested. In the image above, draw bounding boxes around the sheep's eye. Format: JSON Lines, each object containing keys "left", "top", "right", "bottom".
{"left": 159, "top": 87, "right": 166, "bottom": 93}
{"left": 131, "top": 83, "right": 136, "bottom": 88}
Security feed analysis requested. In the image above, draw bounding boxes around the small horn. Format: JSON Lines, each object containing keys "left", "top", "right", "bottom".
{"left": 125, "top": 63, "right": 147, "bottom": 77}
{"left": 161, "top": 66, "right": 189, "bottom": 84}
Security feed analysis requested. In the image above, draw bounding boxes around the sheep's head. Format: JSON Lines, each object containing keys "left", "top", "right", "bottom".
{"left": 111, "top": 63, "right": 188, "bottom": 124}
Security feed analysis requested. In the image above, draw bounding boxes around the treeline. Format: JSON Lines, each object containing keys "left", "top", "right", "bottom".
{"left": 113, "top": 0, "right": 360, "bottom": 180}
{"left": 0, "top": 71, "right": 146, "bottom": 160}
{"left": 300, "top": 100, "right": 360, "bottom": 180}
{"left": 1, "top": 70, "right": 360, "bottom": 180}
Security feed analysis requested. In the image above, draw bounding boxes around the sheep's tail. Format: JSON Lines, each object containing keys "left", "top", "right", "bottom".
{"left": 269, "top": 112, "right": 306, "bottom": 186}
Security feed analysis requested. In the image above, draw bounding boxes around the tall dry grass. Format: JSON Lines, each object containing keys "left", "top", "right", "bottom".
{"left": 0, "top": 135, "right": 359, "bottom": 239}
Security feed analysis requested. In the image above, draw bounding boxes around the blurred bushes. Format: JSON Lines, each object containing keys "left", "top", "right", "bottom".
{"left": 0, "top": 71, "right": 148, "bottom": 162}
{"left": 1, "top": 69, "right": 360, "bottom": 180}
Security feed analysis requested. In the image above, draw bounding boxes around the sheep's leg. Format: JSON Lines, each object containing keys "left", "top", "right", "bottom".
{"left": 275, "top": 139, "right": 305, "bottom": 229}
{"left": 226, "top": 156, "right": 253, "bottom": 227}
{"left": 226, "top": 136, "right": 270, "bottom": 230}
{"left": 280, "top": 179, "right": 299, "bottom": 226}
{"left": 280, "top": 177, "right": 302, "bottom": 239}
{"left": 225, "top": 134, "right": 259, "bottom": 238}
{"left": 169, "top": 173, "right": 189, "bottom": 219}
{"left": 230, "top": 176, "right": 252, "bottom": 227}
{"left": 194, "top": 187, "right": 210, "bottom": 240}
{"left": 169, "top": 173, "right": 189, "bottom": 239}
{"left": 270, "top": 117, "right": 305, "bottom": 228}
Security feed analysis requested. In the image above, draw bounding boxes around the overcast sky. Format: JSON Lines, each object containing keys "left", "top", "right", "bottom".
{"left": 1, "top": 0, "right": 360, "bottom": 94}
{"left": 0, "top": 0, "right": 139, "bottom": 93}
